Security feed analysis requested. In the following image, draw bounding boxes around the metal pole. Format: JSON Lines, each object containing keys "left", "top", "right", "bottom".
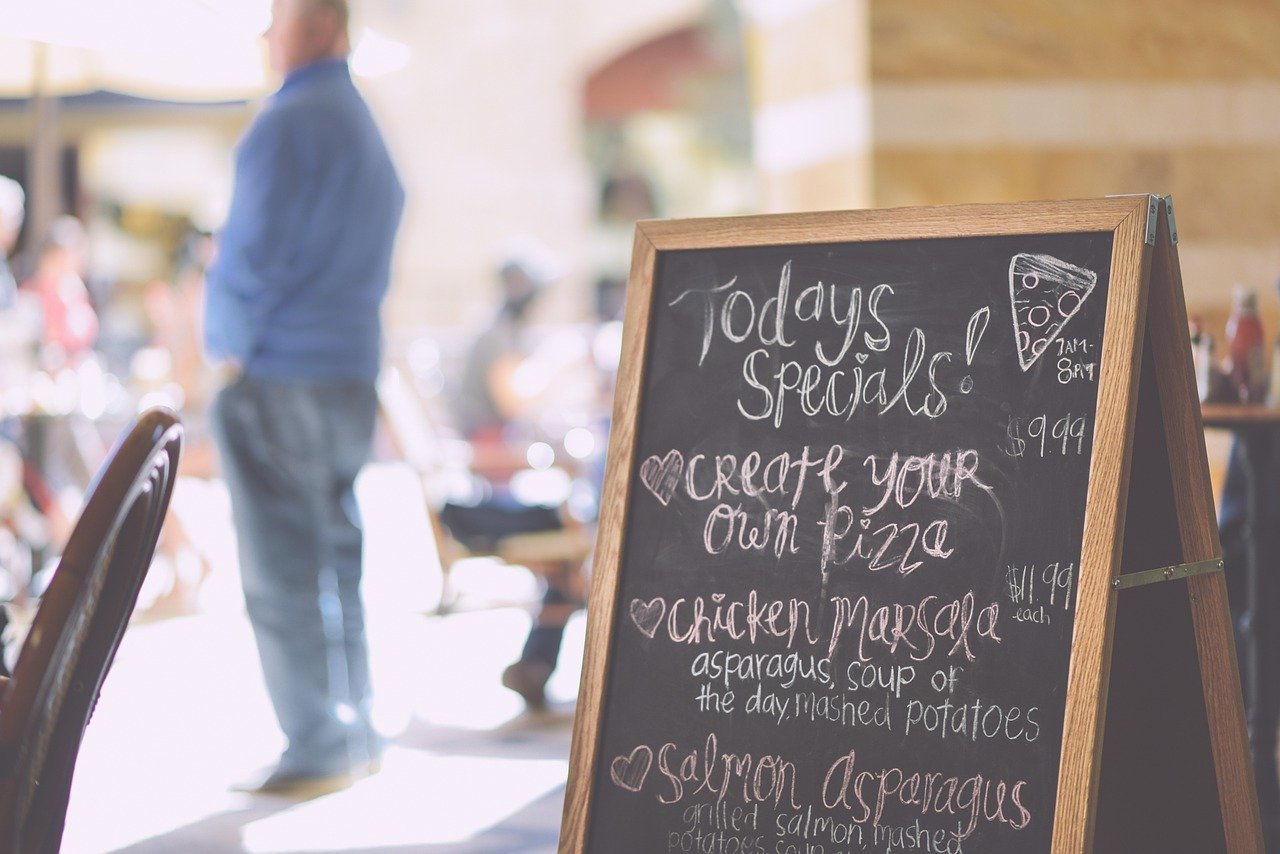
{"left": 26, "top": 41, "right": 63, "bottom": 255}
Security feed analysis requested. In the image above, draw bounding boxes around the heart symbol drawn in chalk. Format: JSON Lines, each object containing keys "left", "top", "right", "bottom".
{"left": 639, "top": 450, "right": 683, "bottom": 506}
{"left": 610, "top": 746, "right": 653, "bottom": 793}
{"left": 630, "top": 598, "right": 665, "bottom": 638}
{"left": 855, "top": 353, "right": 869, "bottom": 363}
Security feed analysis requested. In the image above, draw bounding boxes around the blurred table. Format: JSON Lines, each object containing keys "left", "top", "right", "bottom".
{"left": 1202, "top": 402, "right": 1280, "bottom": 838}
{"left": 1202, "top": 404, "right": 1280, "bottom": 429}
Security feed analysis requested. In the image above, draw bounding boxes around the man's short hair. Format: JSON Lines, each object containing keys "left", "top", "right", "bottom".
{"left": 304, "top": 0, "right": 349, "bottom": 33}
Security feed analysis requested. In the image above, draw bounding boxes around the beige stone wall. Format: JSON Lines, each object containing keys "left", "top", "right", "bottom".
{"left": 740, "top": 0, "right": 872, "bottom": 212}
{"left": 355, "top": 0, "right": 704, "bottom": 334}
{"left": 869, "top": 0, "right": 1280, "bottom": 331}
{"left": 870, "top": 1, "right": 1280, "bottom": 81}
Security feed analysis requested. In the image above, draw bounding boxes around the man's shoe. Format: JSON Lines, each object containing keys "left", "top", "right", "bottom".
{"left": 232, "top": 766, "right": 356, "bottom": 799}
{"left": 502, "top": 658, "right": 553, "bottom": 710}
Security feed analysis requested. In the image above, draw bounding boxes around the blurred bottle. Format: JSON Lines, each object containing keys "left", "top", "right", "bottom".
{"left": 1225, "top": 287, "right": 1266, "bottom": 403}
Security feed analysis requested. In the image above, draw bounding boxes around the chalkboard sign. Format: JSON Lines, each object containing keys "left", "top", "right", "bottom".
{"left": 562, "top": 198, "right": 1261, "bottom": 853}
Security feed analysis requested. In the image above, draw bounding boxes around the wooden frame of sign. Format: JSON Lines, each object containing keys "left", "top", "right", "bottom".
{"left": 562, "top": 196, "right": 1261, "bottom": 853}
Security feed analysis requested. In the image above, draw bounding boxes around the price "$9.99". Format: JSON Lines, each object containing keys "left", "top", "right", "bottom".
{"left": 1004, "top": 413, "right": 1089, "bottom": 458}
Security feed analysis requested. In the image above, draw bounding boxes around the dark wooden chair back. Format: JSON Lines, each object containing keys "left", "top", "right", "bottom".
{"left": 0, "top": 408, "right": 182, "bottom": 852}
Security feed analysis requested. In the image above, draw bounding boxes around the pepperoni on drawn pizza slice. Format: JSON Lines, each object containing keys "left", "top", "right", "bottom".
{"left": 1009, "top": 253, "right": 1098, "bottom": 371}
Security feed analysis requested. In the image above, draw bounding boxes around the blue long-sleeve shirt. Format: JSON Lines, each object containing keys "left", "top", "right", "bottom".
{"left": 205, "top": 58, "right": 405, "bottom": 381}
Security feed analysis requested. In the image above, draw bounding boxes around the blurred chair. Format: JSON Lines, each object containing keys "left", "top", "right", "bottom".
{"left": 0, "top": 407, "right": 181, "bottom": 852}
{"left": 376, "top": 365, "right": 590, "bottom": 610}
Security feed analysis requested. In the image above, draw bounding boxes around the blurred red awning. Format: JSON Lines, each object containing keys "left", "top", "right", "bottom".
{"left": 583, "top": 26, "right": 723, "bottom": 121}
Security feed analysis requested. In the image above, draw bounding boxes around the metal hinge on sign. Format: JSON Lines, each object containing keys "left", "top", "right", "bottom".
{"left": 1163, "top": 194, "right": 1179, "bottom": 244}
{"left": 1144, "top": 194, "right": 1159, "bottom": 245}
{"left": 1112, "top": 557, "right": 1223, "bottom": 591}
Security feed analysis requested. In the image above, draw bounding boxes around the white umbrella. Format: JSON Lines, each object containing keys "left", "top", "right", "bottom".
{"left": 0, "top": 0, "right": 271, "bottom": 245}
{"left": 0, "top": 0, "right": 270, "bottom": 100}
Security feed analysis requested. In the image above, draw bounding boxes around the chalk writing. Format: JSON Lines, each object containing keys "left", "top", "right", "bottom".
{"left": 612, "top": 734, "right": 1036, "bottom": 842}
{"left": 628, "top": 590, "right": 1002, "bottom": 668}
{"left": 1004, "top": 562, "right": 1075, "bottom": 627}
{"left": 670, "top": 269, "right": 967, "bottom": 427}
{"left": 1003, "top": 413, "right": 1089, "bottom": 458}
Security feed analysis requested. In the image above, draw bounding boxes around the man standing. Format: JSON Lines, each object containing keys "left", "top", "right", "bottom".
{"left": 205, "top": 0, "right": 404, "bottom": 796}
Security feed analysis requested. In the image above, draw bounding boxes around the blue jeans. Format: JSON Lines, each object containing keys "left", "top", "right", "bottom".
{"left": 211, "top": 375, "right": 379, "bottom": 776}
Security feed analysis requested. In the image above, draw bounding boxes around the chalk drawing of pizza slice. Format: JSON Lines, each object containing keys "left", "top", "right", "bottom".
{"left": 1009, "top": 253, "right": 1098, "bottom": 371}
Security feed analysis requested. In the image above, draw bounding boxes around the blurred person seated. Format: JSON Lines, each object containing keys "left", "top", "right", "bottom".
{"left": 438, "top": 246, "right": 590, "bottom": 709}
{"left": 22, "top": 216, "right": 98, "bottom": 373}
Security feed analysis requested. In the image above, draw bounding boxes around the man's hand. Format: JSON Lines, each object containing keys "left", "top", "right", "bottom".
{"left": 213, "top": 359, "right": 244, "bottom": 387}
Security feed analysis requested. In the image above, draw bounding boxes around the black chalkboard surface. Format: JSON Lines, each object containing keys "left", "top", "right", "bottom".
{"left": 562, "top": 198, "right": 1261, "bottom": 853}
